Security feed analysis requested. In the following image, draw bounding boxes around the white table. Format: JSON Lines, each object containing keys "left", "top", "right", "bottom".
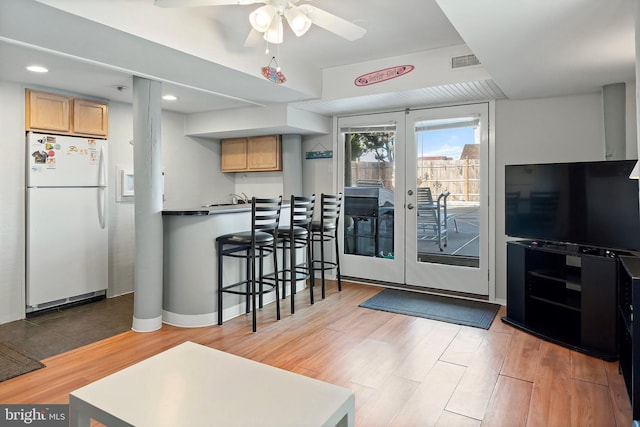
{"left": 69, "top": 341, "right": 354, "bottom": 427}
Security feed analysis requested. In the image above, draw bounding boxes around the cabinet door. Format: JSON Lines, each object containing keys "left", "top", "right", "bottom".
{"left": 221, "top": 138, "right": 248, "bottom": 172}
{"left": 247, "top": 135, "right": 281, "bottom": 171}
{"left": 26, "top": 90, "right": 71, "bottom": 133}
{"left": 506, "top": 242, "right": 526, "bottom": 324}
{"left": 73, "top": 98, "right": 108, "bottom": 137}
{"left": 581, "top": 256, "right": 617, "bottom": 357}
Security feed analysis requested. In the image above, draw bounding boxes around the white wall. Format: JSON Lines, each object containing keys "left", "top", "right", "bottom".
{"left": 494, "top": 92, "right": 607, "bottom": 301}
{"left": 282, "top": 135, "right": 303, "bottom": 199}
{"left": 302, "top": 133, "right": 335, "bottom": 198}
{"left": 626, "top": 82, "right": 638, "bottom": 160}
{"left": 107, "top": 102, "right": 135, "bottom": 297}
{"left": 0, "top": 81, "right": 27, "bottom": 323}
{"left": 321, "top": 44, "right": 492, "bottom": 101}
{"left": 234, "top": 172, "right": 283, "bottom": 200}
{"left": 161, "top": 116, "right": 234, "bottom": 209}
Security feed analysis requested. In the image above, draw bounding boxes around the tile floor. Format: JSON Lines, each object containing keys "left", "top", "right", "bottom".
{"left": 0, "top": 293, "right": 133, "bottom": 360}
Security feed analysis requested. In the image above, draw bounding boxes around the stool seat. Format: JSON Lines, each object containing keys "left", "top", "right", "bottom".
{"left": 311, "top": 221, "right": 336, "bottom": 232}
{"left": 277, "top": 226, "right": 309, "bottom": 238}
{"left": 219, "top": 231, "right": 275, "bottom": 245}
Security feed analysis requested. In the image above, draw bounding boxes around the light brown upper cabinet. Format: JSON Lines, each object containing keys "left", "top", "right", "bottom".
{"left": 221, "top": 135, "right": 282, "bottom": 172}
{"left": 221, "top": 138, "right": 248, "bottom": 172}
{"left": 25, "top": 89, "right": 108, "bottom": 138}
{"left": 73, "top": 98, "right": 108, "bottom": 137}
{"left": 25, "top": 90, "right": 71, "bottom": 133}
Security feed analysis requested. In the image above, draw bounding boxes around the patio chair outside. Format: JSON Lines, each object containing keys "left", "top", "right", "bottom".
{"left": 416, "top": 187, "right": 456, "bottom": 251}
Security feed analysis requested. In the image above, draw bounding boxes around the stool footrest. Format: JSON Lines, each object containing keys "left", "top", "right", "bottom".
{"left": 220, "top": 282, "right": 278, "bottom": 295}
{"left": 263, "top": 268, "right": 311, "bottom": 283}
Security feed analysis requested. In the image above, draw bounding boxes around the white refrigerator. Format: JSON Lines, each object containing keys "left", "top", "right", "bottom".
{"left": 26, "top": 132, "right": 108, "bottom": 311}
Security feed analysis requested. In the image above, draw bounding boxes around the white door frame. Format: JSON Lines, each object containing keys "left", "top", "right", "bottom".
{"left": 336, "top": 112, "right": 406, "bottom": 284}
{"left": 333, "top": 102, "right": 496, "bottom": 300}
{"left": 405, "top": 103, "right": 490, "bottom": 295}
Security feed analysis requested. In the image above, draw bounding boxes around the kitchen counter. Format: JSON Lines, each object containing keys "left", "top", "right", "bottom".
{"left": 161, "top": 204, "right": 251, "bottom": 216}
{"left": 162, "top": 204, "right": 293, "bottom": 328}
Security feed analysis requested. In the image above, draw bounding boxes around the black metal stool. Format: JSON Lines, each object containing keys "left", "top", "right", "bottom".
{"left": 216, "top": 196, "right": 282, "bottom": 332}
{"left": 310, "top": 193, "right": 343, "bottom": 299}
{"left": 272, "top": 194, "right": 315, "bottom": 314}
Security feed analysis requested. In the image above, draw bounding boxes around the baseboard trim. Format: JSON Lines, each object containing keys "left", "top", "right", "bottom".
{"left": 132, "top": 315, "right": 163, "bottom": 332}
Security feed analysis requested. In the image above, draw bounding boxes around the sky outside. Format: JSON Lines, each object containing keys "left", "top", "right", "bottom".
{"left": 358, "top": 126, "right": 475, "bottom": 162}
{"left": 418, "top": 127, "right": 475, "bottom": 160}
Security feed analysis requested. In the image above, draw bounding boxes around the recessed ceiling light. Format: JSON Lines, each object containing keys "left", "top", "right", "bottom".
{"left": 162, "top": 95, "right": 178, "bottom": 101}
{"left": 26, "top": 65, "right": 48, "bottom": 73}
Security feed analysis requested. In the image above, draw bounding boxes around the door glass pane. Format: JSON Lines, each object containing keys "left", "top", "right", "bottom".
{"left": 342, "top": 129, "right": 396, "bottom": 259}
{"left": 415, "top": 118, "right": 480, "bottom": 268}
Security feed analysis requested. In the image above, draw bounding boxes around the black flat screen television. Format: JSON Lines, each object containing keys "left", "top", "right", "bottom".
{"left": 505, "top": 159, "right": 640, "bottom": 252}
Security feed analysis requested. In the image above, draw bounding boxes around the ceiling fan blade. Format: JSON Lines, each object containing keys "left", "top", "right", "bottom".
{"left": 243, "top": 29, "right": 264, "bottom": 48}
{"left": 154, "top": 0, "right": 263, "bottom": 7}
{"left": 297, "top": 4, "right": 366, "bottom": 41}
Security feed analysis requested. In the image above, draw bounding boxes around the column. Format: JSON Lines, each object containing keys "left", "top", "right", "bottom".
{"left": 282, "top": 134, "right": 302, "bottom": 197}
{"left": 132, "top": 76, "right": 163, "bottom": 332}
{"left": 603, "top": 82, "right": 626, "bottom": 161}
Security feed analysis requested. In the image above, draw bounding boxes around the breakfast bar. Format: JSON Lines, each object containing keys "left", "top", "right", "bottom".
{"left": 162, "top": 204, "right": 292, "bottom": 328}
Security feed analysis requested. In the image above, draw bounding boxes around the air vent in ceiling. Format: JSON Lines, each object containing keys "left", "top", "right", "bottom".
{"left": 451, "top": 54, "right": 481, "bottom": 69}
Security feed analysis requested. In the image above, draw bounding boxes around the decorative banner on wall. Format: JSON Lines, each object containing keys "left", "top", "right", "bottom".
{"left": 354, "top": 65, "right": 415, "bottom": 87}
{"left": 305, "top": 142, "right": 333, "bottom": 159}
{"left": 305, "top": 150, "right": 333, "bottom": 160}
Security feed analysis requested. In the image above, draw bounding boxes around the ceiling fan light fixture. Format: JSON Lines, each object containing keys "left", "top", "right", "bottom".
{"left": 284, "top": 6, "right": 312, "bottom": 37}
{"left": 263, "top": 14, "right": 283, "bottom": 44}
{"left": 249, "top": 5, "right": 276, "bottom": 33}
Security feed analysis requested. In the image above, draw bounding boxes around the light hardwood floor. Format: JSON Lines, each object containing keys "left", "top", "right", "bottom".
{"left": 0, "top": 281, "right": 632, "bottom": 426}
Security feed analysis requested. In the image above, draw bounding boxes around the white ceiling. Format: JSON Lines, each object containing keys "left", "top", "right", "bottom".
{"left": 436, "top": 0, "right": 636, "bottom": 100}
{"left": 0, "top": 0, "right": 635, "bottom": 118}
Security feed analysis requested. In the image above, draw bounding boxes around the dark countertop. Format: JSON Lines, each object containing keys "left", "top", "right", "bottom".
{"left": 162, "top": 204, "right": 251, "bottom": 216}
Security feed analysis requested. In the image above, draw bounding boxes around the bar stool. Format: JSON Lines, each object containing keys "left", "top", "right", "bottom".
{"left": 216, "top": 196, "right": 282, "bottom": 332}
{"left": 273, "top": 194, "right": 315, "bottom": 314}
{"left": 310, "top": 193, "right": 343, "bottom": 299}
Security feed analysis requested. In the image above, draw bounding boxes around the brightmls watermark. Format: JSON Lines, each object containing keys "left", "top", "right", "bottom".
{"left": 0, "top": 405, "right": 68, "bottom": 427}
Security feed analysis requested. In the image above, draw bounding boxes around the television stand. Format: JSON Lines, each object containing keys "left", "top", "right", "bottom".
{"left": 618, "top": 256, "right": 640, "bottom": 420}
{"left": 503, "top": 240, "right": 618, "bottom": 360}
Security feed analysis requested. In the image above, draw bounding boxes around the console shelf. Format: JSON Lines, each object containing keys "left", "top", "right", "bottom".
{"left": 529, "top": 268, "right": 581, "bottom": 285}
{"left": 503, "top": 240, "right": 618, "bottom": 361}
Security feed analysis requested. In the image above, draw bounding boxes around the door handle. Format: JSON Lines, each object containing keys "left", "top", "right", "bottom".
{"left": 407, "top": 203, "right": 414, "bottom": 210}
{"left": 97, "top": 187, "right": 106, "bottom": 229}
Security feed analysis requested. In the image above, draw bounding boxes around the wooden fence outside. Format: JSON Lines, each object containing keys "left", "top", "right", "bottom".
{"left": 349, "top": 159, "right": 480, "bottom": 202}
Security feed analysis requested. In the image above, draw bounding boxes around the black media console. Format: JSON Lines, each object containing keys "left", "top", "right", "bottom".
{"left": 503, "top": 240, "right": 620, "bottom": 361}
{"left": 618, "top": 256, "right": 640, "bottom": 420}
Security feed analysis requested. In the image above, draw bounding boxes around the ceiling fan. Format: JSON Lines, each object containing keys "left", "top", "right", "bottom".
{"left": 153, "top": 0, "right": 367, "bottom": 44}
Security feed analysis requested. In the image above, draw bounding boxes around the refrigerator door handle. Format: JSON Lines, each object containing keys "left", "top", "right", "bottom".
{"left": 98, "top": 146, "right": 106, "bottom": 187}
{"left": 97, "top": 146, "right": 107, "bottom": 229}
{"left": 98, "top": 187, "right": 107, "bottom": 229}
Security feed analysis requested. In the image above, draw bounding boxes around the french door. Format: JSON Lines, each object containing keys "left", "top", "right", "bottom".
{"left": 338, "top": 103, "right": 491, "bottom": 296}
{"left": 338, "top": 112, "right": 406, "bottom": 283}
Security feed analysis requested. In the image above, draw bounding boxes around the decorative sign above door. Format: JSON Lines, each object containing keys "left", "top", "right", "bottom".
{"left": 354, "top": 65, "right": 415, "bottom": 87}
